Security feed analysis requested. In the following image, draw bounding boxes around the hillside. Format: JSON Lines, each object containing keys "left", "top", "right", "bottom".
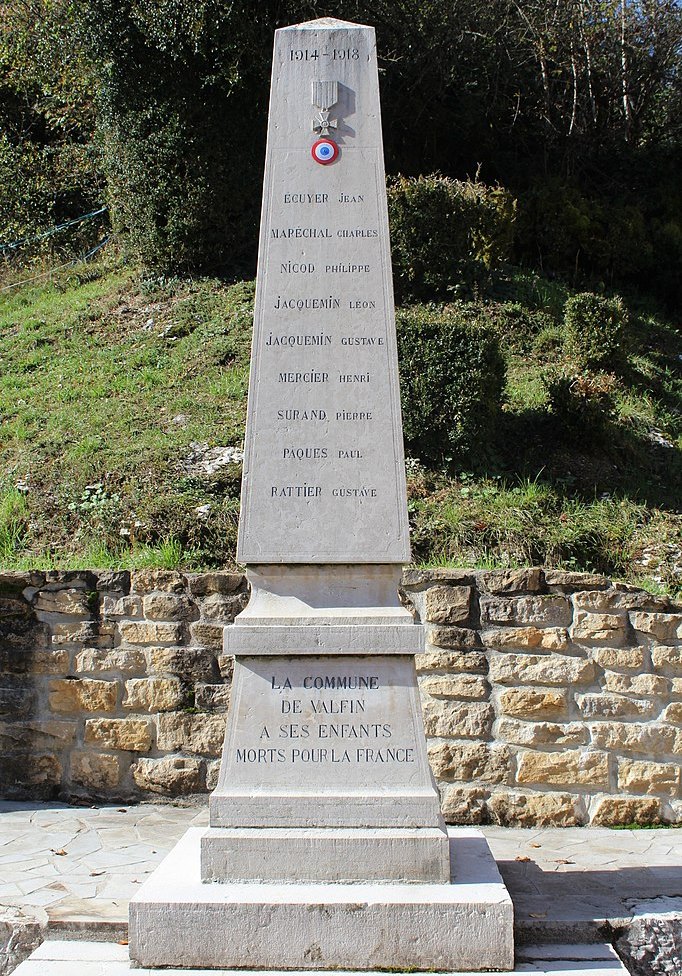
{"left": 0, "top": 255, "right": 680, "bottom": 595}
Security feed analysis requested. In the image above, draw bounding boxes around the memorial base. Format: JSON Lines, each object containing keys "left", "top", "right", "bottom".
{"left": 129, "top": 827, "right": 514, "bottom": 973}
{"left": 201, "top": 826, "right": 450, "bottom": 883}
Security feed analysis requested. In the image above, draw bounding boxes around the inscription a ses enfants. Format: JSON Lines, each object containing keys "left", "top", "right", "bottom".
{"left": 235, "top": 671, "right": 416, "bottom": 766}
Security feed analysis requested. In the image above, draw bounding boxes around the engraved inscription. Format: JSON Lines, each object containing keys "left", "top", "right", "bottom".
{"left": 232, "top": 663, "right": 417, "bottom": 771}
{"left": 238, "top": 22, "right": 410, "bottom": 561}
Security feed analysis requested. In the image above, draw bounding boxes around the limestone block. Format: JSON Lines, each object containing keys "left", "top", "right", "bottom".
{"left": 0, "top": 719, "right": 76, "bottom": 751}
{"left": 217, "top": 654, "right": 234, "bottom": 680}
{"left": 124, "top": 677, "right": 185, "bottom": 712}
{"left": 0, "top": 569, "right": 45, "bottom": 591}
{"left": 34, "top": 588, "right": 92, "bottom": 615}
{"left": 631, "top": 611, "right": 682, "bottom": 643}
{"left": 156, "top": 712, "right": 227, "bottom": 756}
{"left": 188, "top": 572, "right": 245, "bottom": 596}
{"left": 51, "top": 620, "right": 113, "bottom": 646}
{"left": 84, "top": 717, "right": 153, "bottom": 752}
{"left": 480, "top": 594, "right": 571, "bottom": 627}
{"left": 70, "top": 750, "right": 120, "bottom": 790}
{"left": 95, "top": 569, "right": 130, "bottom": 592}
{"left": 195, "top": 683, "right": 231, "bottom": 711}
{"left": 0, "top": 904, "right": 45, "bottom": 976}
{"left": 591, "top": 796, "right": 662, "bottom": 826}
{"left": 143, "top": 593, "right": 198, "bottom": 622}
{"left": 488, "top": 652, "right": 596, "bottom": 686}
{"left": 0, "top": 682, "right": 35, "bottom": 717}
{"left": 191, "top": 622, "right": 225, "bottom": 650}
{"left": 590, "top": 721, "right": 682, "bottom": 756}
{"left": 617, "top": 758, "right": 681, "bottom": 796}
{"left": 131, "top": 756, "right": 203, "bottom": 794}
{"left": 131, "top": 570, "right": 186, "bottom": 594}
{"left": 652, "top": 645, "right": 682, "bottom": 672}
{"left": 101, "top": 594, "right": 142, "bottom": 618}
{"left": 516, "top": 748, "right": 609, "bottom": 787}
{"left": 572, "top": 590, "right": 618, "bottom": 612}
{"left": 663, "top": 702, "right": 682, "bottom": 724}
{"left": 617, "top": 913, "right": 682, "bottom": 976}
{"left": 195, "top": 591, "right": 247, "bottom": 623}
{"left": 0, "top": 599, "right": 45, "bottom": 653}
{"left": 480, "top": 568, "right": 543, "bottom": 594}
{"left": 420, "top": 674, "right": 489, "bottom": 700}
{"left": 488, "top": 790, "right": 582, "bottom": 827}
{"left": 428, "top": 741, "right": 511, "bottom": 784}
{"left": 203, "top": 760, "right": 220, "bottom": 793}
{"left": 422, "top": 699, "right": 493, "bottom": 739}
{"left": 0, "top": 595, "right": 33, "bottom": 620}
{"left": 146, "top": 646, "right": 218, "bottom": 681}
{"left": 576, "top": 588, "right": 670, "bottom": 613}
{"left": 604, "top": 672, "right": 669, "bottom": 696}
{"left": 482, "top": 626, "right": 569, "bottom": 651}
{"left": 401, "top": 568, "right": 473, "bottom": 587}
{"left": 673, "top": 678, "right": 682, "bottom": 694}
{"left": 74, "top": 646, "right": 145, "bottom": 674}
{"left": 496, "top": 717, "right": 590, "bottom": 747}
{"left": 1, "top": 648, "right": 70, "bottom": 674}
{"left": 423, "top": 585, "right": 471, "bottom": 625}
{"left": 498, "top": 687, "right": 567, "bottom": 720}
{"left": 572, "top": 609, "right": 626, "bottom": 643}
{"left": 0, "top": 753, "right": 62, "bottom": 795}
{"left": 426, "top": 625, "right": 482, "bottom": 650}
{"left": 575, "top": 693, "right": 656, "bottom": 720}
{"left": 49, "top": 677, "right": 117, "bottom": 713}
{"left": 543, "top": 570, "right": 610, "bottom": 592}
{"left": 415, "top": 650, "right": 488, "bottom": 674}
{"left": 591, "top": 646, "right": 645, "bottom": 670}
{"left": 119, "top": 620, "right": 184, "bottom": 645}
{"left": 440, "top": 785, "right": 488, "bottom": 824}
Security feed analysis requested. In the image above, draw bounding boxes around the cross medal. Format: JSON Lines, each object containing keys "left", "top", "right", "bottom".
{"left": 312, "top": 80, "right": 338, "bottom": 137}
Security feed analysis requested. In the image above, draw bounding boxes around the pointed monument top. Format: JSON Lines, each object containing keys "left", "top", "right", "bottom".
{"left": 283, "top": 17, "right": 365, "bottom": 30}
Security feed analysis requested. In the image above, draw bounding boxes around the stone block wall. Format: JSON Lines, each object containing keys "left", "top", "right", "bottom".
{"left": 0, "top": 570, "right": 247, "bottom": 800}
{"left": 1, "top": 567, "right": 680, "bottom": 826}
{"left": 403, "top": 567, "right": 681, "bottom": 827}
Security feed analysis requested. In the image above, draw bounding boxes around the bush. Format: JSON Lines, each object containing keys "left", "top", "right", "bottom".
{"left": 387, "top": 175, "right": 516, "bottom": 302}
{"left": 564, "top": 292, "right": 627, "bottom": 368}
{"left": 396, "top": 305, "right": 505, "bottom": 462}
{"left": 543, "top": 368, "right": 617, "bottom": 443}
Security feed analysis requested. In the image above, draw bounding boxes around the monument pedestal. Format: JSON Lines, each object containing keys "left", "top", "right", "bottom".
{"left": 129, "top": 574, "right": 514, "bottom": 970}
{"left": 130, "top": 828, "right": 514, "bottom": 972}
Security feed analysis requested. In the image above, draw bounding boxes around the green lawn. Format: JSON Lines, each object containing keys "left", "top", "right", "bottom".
{"left": 0, "top": 257, "right": 680, "bottom": 595}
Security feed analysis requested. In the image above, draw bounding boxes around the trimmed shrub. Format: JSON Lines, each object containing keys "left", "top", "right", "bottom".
{"left": 543, "top": 368, "right": 617, "bottom": 444}
{"left": 387, "top": 175, "right": 516, "bottom": 302}
{"left": 564, "top": 292, "right": 627, "bottom": 368}
{"left": 396, "top": 305, "right": 505, "bottom": 462}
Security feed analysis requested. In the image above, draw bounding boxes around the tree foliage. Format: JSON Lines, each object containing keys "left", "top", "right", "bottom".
{"left": 1, "top": 1, "right": 680, "bottom": 297}
{"left": 0, "top": 1, "right": 101, "bottom": 247}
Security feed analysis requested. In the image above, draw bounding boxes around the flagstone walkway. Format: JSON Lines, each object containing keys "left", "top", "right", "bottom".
{"left": 1, "top": 800, "right": 680, "bottom": 974}
{"left": 1, "top": 801, "right": 680, "bottom": 935}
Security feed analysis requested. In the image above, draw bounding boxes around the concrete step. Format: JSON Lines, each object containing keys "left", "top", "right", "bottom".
{"left": 10, "top": 940, "right": 630, "bottom": 975}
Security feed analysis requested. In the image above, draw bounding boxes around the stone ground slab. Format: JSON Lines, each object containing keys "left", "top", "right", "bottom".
{"left": 2, "top": 802, "right": 681, "bottom": 974}
{"left": 11, "top": 939, "right": 629, "bottom": 975}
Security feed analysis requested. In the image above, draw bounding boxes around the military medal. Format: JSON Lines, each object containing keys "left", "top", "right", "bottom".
{"left": 311, "top": 80, "right": 339, "bottom": 164}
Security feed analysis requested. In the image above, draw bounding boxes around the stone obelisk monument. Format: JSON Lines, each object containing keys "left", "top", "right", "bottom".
{"left": 129, "top": 18, "right": 513, "bottom": 972}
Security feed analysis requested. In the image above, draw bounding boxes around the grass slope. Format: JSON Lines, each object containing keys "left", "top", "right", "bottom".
{"left": 0, "top": 256, "right": 680, "bottom": 594}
